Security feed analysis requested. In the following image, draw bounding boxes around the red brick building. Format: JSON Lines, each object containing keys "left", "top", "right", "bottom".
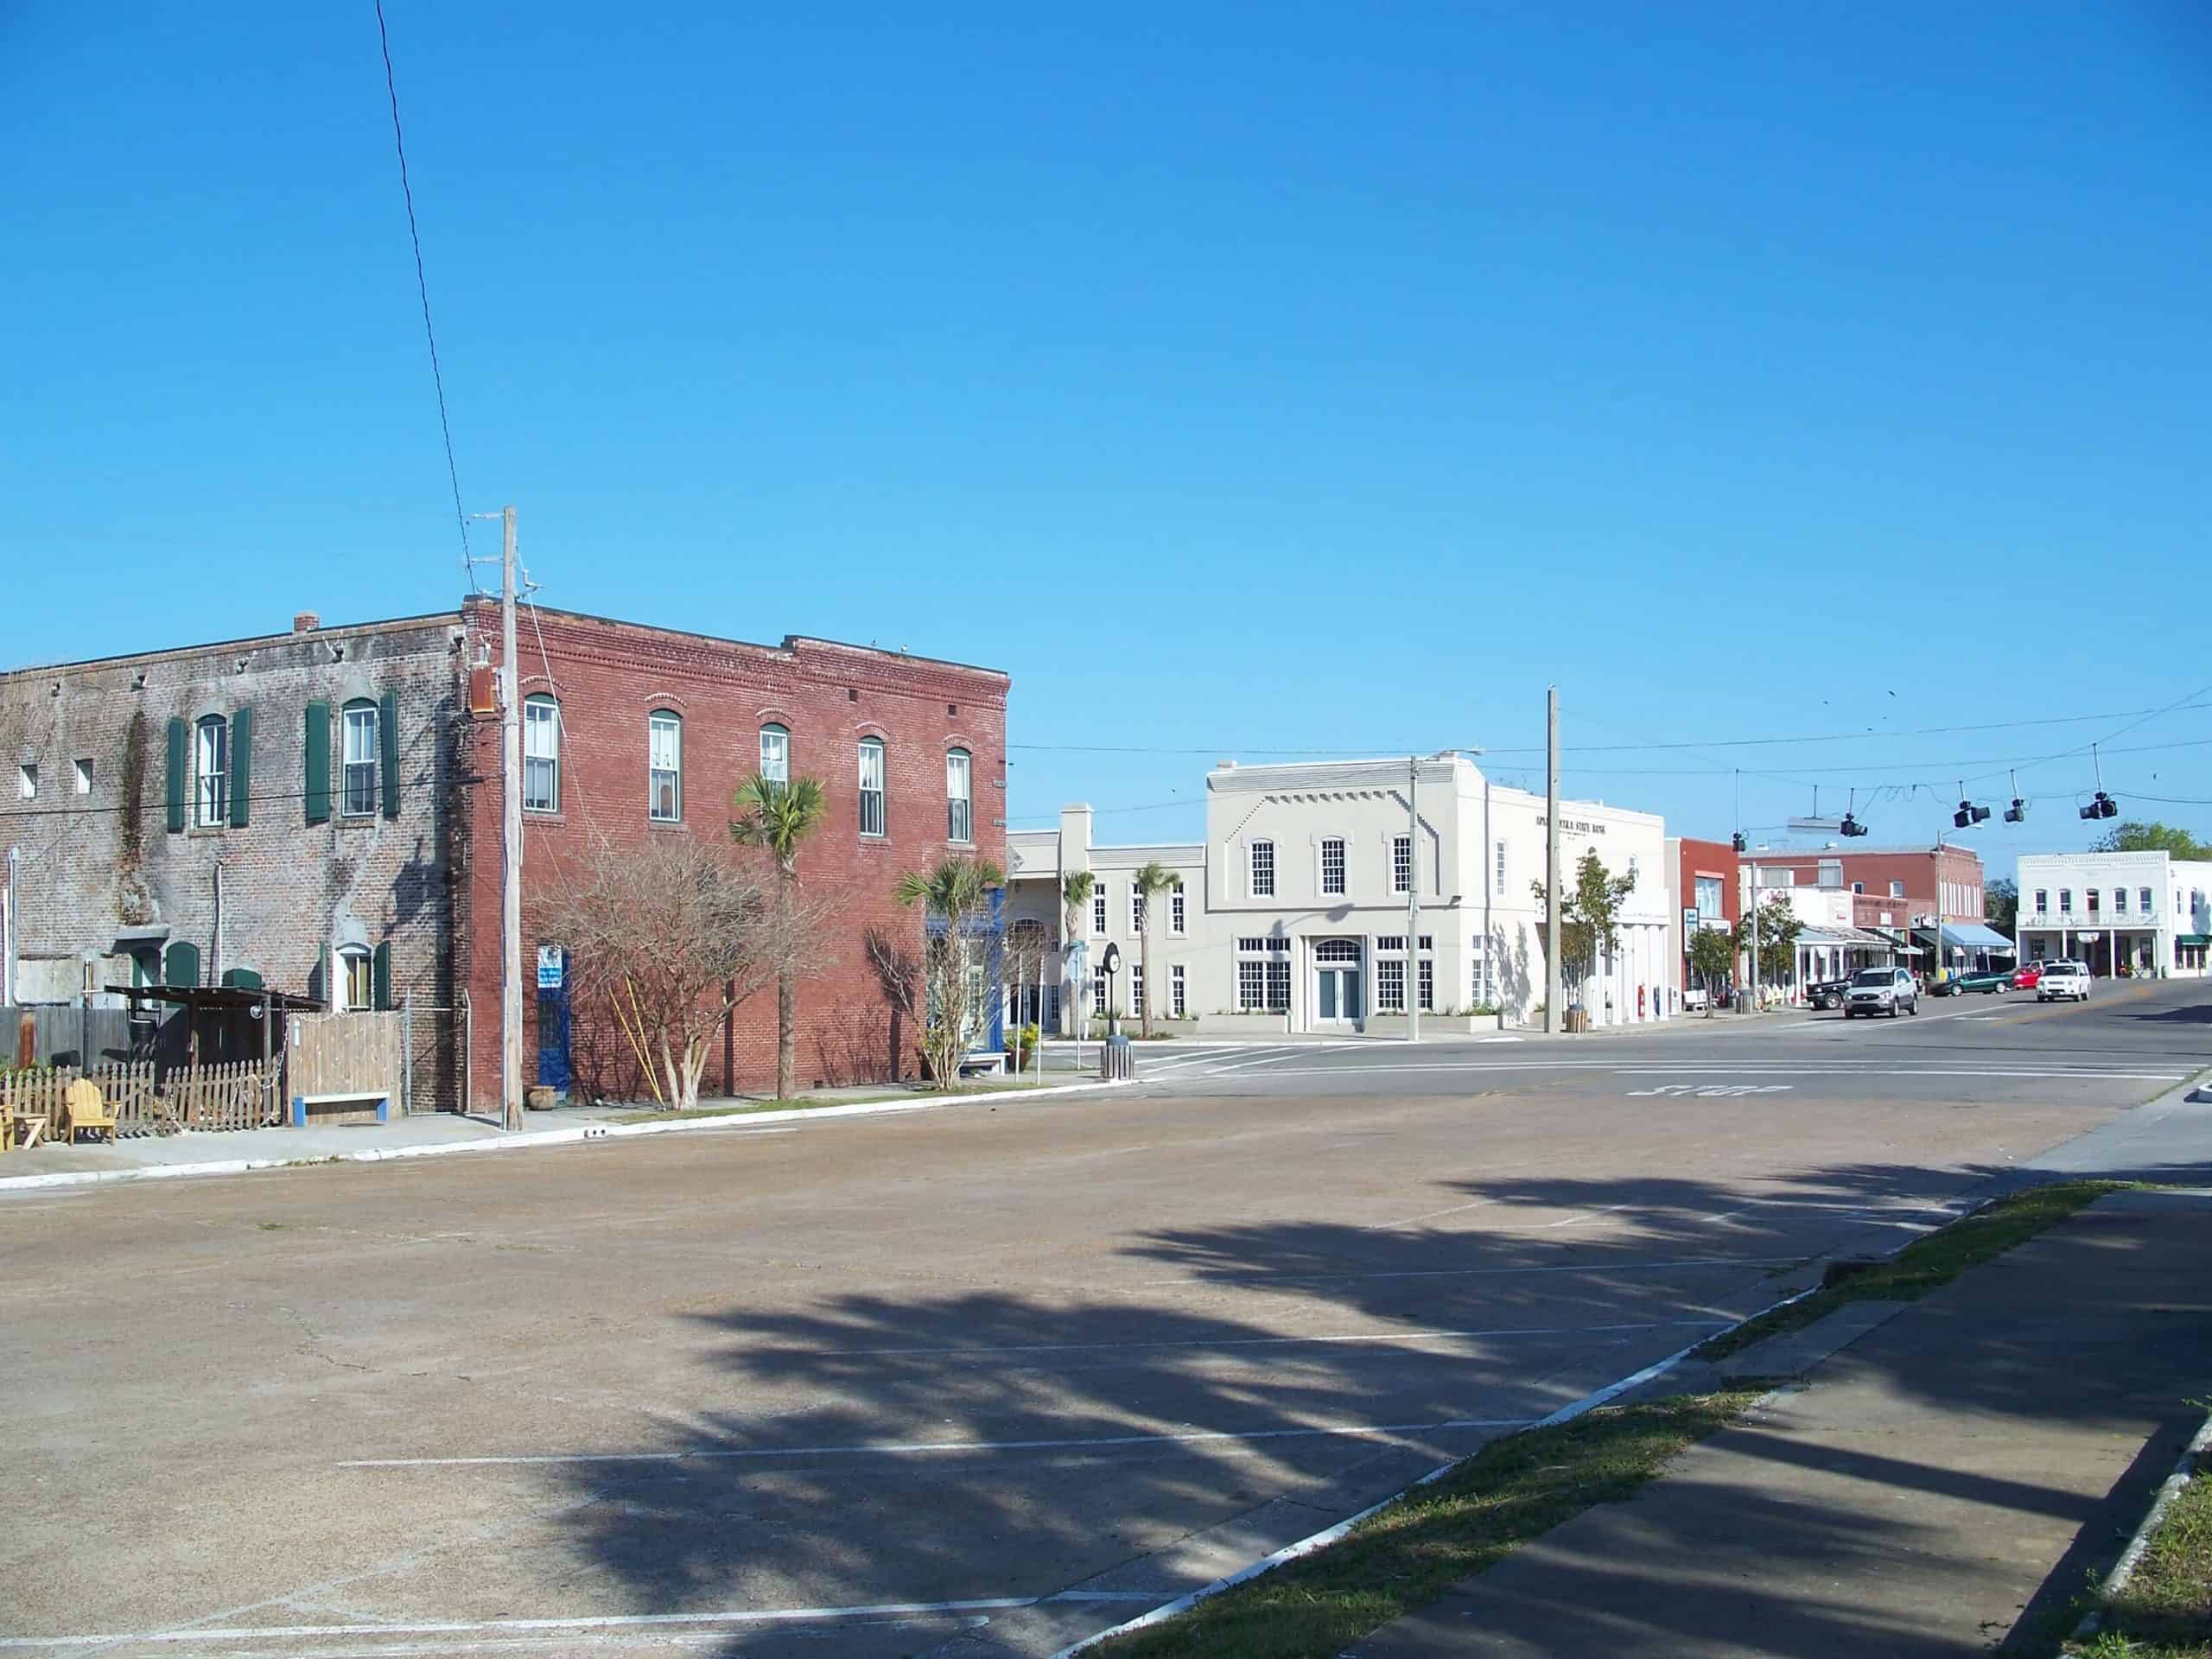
{"left": 454, "top": 601, "right": 1008, "bottom": 1112}
{"left": 1671, "top": 836, "right": 1741, "bottom": 998}
{"left": 1737, "top": 844, "right": 1985, "bottom": 930}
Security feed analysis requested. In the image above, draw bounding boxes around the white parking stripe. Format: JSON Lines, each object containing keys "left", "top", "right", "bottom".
{"left": 339, "top": 1415, "right": 1536, "bottom": 1470}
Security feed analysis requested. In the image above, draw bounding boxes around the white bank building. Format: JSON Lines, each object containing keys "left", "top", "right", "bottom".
{"left": 1007, "top": 754, "right": 1675, "bottom": 1035}
{"left": 2015, "top": 850, "right": 2212, "bottom": 978}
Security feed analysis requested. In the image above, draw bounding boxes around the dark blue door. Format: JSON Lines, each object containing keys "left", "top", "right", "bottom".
{"left": 536, "top": 947, "right": 571, "bottom": 1094}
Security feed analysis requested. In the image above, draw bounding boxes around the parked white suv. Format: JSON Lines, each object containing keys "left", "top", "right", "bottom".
{"left": 2037, "top": 960, "right": 2093, "bottom": 1002}
{"left": 1843, "top": 966, "right": 1919, "bottom": 1020}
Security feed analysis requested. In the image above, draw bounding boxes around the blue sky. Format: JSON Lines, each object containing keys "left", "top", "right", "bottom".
{"left": 4, "top": 3, "right": 2207, "bottom": 864}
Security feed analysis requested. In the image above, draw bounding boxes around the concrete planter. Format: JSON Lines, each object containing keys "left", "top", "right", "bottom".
{"left": 1193, "top": 1013, "right": 1292, "bottom": 1038}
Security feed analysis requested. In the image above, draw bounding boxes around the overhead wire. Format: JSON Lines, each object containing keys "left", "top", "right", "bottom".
{"left": 372, "top": 0, "right": 476, "bottom": 594}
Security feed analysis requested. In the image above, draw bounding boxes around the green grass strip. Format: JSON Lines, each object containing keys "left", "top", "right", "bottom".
{"left": 2071, "top": 1446, "right": 2212, "bottom": 1657}
{"left": 1087, "top": 1387, "right": 1777, "bottom": 1659}
{"left": 1699, "top": 1179, "right": 2126, "bottom": 1363}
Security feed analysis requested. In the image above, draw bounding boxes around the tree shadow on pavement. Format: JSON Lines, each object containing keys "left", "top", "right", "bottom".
{"left": 548, "top": 1168, "right": 2211, "bottom": 1658}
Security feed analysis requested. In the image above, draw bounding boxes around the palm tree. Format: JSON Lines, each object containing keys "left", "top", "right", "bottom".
{"left": 895, "top": 855, "right": 1007, "bottom": 1088}
{"left": 1132, "top": 861, "right": 1177, "bottom": 1039}
{"left": 731, "top": 772, "right": 826, "bottom": 1098}
{"left": 1060, "top": 870, "right": 1094, "bottom": 1035}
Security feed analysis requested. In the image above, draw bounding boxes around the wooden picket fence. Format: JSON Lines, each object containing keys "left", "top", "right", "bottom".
{"left": 0, "top": 1058, "right": 280, "bottom": 1140}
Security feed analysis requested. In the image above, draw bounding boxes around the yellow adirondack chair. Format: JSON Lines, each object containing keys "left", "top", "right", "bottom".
{"left": 64, "top": 1078, "right": 118, "bottom": 1144}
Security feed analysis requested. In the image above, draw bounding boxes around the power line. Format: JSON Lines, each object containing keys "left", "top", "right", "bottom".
{"left": 372, "top": 0, "right": 476, "bottom": 594}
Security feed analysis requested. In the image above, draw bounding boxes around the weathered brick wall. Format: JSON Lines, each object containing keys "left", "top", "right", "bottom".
{"left": 454, "top": 601, "right": 1009, "bottom": 1109}
{"left": 0, "top": 613, "right": 464, "bottom": 1106}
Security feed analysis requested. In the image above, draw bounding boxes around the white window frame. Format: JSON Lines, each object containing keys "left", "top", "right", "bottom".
{"left": 523, "top": 696, "right": 559, "bottom": 813}
{"left": 2059, "top": 888, "right": 2072, "bottom": 914}
{"left": 73, "top": 758, "right": 92, "bottom": 795}
{"left": 1092, "top": 880, "right": 1109, "bottom": 937}
{"left": 16, "top": 763, "right": 35, "bottom": 800}
{"left": 194, "top": 715, "right": 227, "bottom": 828}
{"left": 2141, "top": 887, "right": 2155, "bottom": 915}
{"left": 1131, "top": 888, "right": 1146, "bottom": 935}
{"left": 1495, "top": 839, "right": 1507, "bottom": 898}
{"left": 1320, "top": 837, "right": 1346, "bottom": 896}
{"left": 1889, "top": 880, "right": 1905, "bottom": 899}
{"left": 1391, "top": 835, "right": 1412, "bottom": 896}
{"left": 1171, "top": 963, "right": 1186, "bottom": 1018}
{"left": 945, "top": 748, "right": 972, "bottom": 844}
{"left": 339, "top": 945, "right": 373, "bottom": 1013}
{"left": 857, "top": 736, "right": 887, "bottom": 837}
{"left": 649, "top": 711, "right": 683, "bottom": 822}
{"left": 759, "top": 723, "right": 790, "bottom": 785}
{"left": 1170, "top": 885, "right": 1185, "bottom": 935}
{"left": 1376, "top": 957, "right": 1407, "bottom": 1013}
{"left": 2034, "top": 888, "right": 2047, "bottom": 912}
{"left": 1249, "top": 839, "right": 1275, "bottom": 898}
{"left": 341, "top": 701, "right": 379, "bottom": 818}
{"left": 1129, "top": 960, "right": 1145, "bottom": 1017}
{"left": 2113, "top": 887, "right": 2128, "bottom": 914}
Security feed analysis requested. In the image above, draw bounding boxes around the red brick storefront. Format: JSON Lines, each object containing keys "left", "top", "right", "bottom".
{"left": 1738, "top": 845, "right": 1985, "bottom": 926}
{"left": 454, "top": 601, "right": 1007, "bottom": 1111}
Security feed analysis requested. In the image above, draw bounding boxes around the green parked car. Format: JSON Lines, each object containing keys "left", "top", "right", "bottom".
{"left": 1930, "top": 967, "right": 2010, "bottom": 996}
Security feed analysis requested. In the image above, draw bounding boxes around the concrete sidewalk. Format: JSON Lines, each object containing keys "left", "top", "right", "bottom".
{"left": 1348, "top": 1187, "right": 2212, "bottom": 1658}
{"left": 0, "top": 1074, "right": 1108, "bottom": 1190}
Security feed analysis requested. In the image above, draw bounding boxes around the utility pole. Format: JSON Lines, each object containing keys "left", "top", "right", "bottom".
{"left": 1745, "top": 861, "right": 1759, "bottom": 1011}
{"left": 500, "top": 505, "right": 524, "bottom": 1132}
{"left": 1406, "top": 754, "right": 1421, "bottom": 1042}
{"left": 1545, "top": 688, "right": 1561, "bottom": 1034}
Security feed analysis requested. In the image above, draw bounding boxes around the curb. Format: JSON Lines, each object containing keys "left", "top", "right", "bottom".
{"left": 2071, "top": 1408, "right": 2212, "bottom": 1645}
{"left": 1049, "top": 1287, "right": 1817, "bottom": 1659}
{"left": 0, "top": 1077, "right": 1133, "bottom": 1195}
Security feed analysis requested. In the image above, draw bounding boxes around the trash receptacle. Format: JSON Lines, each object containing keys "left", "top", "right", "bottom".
{"left": 1733, "top": 990, "right": 1756, "bottom": 1014}
{"left": 1103, "top": 1034, "right": 1134, "bottom": 1080}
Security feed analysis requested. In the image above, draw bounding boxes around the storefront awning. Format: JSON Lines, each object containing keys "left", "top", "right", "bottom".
{"left": 1798, "top": 925, "right": 1895, "bottom": 949}
{"left": 1942, "top": 922, "right": 2016, "bottom": 953}
{"left": 2179, "top": 935, "right": 2211, "bottom": 948}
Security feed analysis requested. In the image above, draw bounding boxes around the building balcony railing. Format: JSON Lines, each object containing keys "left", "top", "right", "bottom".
{"left": 2017, "top": 912, "right": 2162, "bottom": 931}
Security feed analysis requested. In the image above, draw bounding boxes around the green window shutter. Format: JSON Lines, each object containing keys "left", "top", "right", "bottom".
{"left": 163, "top": 940, "right": 200, "bottom": 988}
{"left": 379, "top": 690, "right": 400, "bottom": 817}
{"left": 372, "top": 942, "right": 392, "bottom": 1010}
{"left": 228, "top": 705, "right": 253, "bottom": 827}
{"left": 165, "top": 717, "right": 188, "bottom": 833}
{"left": 303, "top": 701, "right": 331, "bottom": 823}
{"left": 220, "top": 967, "right": 262, "bottom": 990}
{"left": 311, "top": 944, "right": 332, "bottom": 1008}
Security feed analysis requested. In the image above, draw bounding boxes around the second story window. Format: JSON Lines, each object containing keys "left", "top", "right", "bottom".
{"left": 2088, "top": 889, "right": 2101, "bottom": 915}
{"left": 341, "top": 701, "right": 378, "bottom": 817}
{"left": 2059, "top": 888, "right": 2072, "bottom": 914}
{"left": 1092, "top": 880, "right": 1108, "bottom": 936}
{"left": 2034, "top": 888, "right": 2047, "bottom": 913}
{"left": 2141, "top": 887, "right": 2154, "bottom": 913}
{"left": 1132, "top": 888, "right": 1146, "bottom": 934}
{"left": 1249, "top": 839, "right": 1275, "bottom": 897}
{"left": 946, "top": 748, "right": 972, "bottom": 843}
{"left": 523, "top": 696, "right": 559, "bottom": 812}
{"left": 648, "top": 711, "right": 683, "bottom": 822}
{"left": 2113, "top": 887, "right": 2128, "bottom": 914}
{"left": 1320, "top": 837, "right": 1345, "bottom": 895}
{"left": 194, "top": 715, "right": 228, "bottom": 827}
{"left": 1392, "top": 835, "right": 1412, "bottom": 895}
{"left": 857, "top": 736, "right": 886, "bottom": 836}
{"left": 760, "top": 723, "right": 789, "bottom": 785}
{"left": 1171, "top": 884, "right": 1185, "bottom": 934}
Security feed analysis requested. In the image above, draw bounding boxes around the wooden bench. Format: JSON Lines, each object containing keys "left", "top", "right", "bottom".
{"left": 289, "top": 1090, "right": 390, "bottom": 1128}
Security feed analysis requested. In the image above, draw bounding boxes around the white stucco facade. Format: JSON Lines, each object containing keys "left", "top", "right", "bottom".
{"left": 2015, "top": 850, "right": 2212, "bottom": 977}
{"left": 1007, "top": 754, "right": 1675, "bottom": 1034}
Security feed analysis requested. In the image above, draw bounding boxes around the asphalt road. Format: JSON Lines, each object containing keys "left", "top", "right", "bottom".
{"left": 5, "top": 979, "right": 2209, "bottom": 1658}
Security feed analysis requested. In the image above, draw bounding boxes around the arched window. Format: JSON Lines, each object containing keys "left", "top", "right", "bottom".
{"left": 338, "top": 944, "right": 373, "bottom": 1013}
{"left": 857, "top": 737, "right": 887, "bottom": 837}
{"left": 760, "top": 723, "right": 790, "bottom": 785}
{"left": 341, "top": 699, "right": 378, "bottom": 817}
{"left": 648, "top": 711, "right": 682, "bottom": 822}
{"left": 194, "top": 715, "right": 228, "bottom": 826}
{"left": 945, "top": 747, "right": 972, "bottom": 843}
{"left": 523, "top": 696, "right": 559, "bottom": 812}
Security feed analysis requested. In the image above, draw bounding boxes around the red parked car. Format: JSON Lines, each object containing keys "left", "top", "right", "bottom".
{"left": 2013, "top": 962, "right": 2044, "bottom": 990}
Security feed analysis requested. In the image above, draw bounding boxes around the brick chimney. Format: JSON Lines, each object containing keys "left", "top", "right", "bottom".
{"left": 293, "top": 611, "right": 321, "bottom": 634}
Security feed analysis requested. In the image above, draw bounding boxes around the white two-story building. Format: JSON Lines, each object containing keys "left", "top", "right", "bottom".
{"left": 1008, "top": 753, "right": 1675, "bottom": 1034}
{"left": 2015, "top": 850, "right": 2212, "bottom": 978}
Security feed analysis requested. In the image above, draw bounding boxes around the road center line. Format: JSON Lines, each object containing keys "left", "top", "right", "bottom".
{"left": 338, "top": 1415, "right": 1537, "bottom": 1470}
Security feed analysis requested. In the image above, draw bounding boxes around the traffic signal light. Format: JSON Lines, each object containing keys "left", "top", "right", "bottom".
{"left": 2003, "top": 798, "right": 2025, "bottom": 823}
{"left": 1732, "top": 831, "right": 1746, "bottom": 852}
{"left": 1839, "top": 813, "right": 1867, "bottom": 837}
{"left": 1954, "top": 799, "right": 1991, "bottom": 828}
{"left": 2079, "top": 791, "right": 2119, "bottom": 821}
